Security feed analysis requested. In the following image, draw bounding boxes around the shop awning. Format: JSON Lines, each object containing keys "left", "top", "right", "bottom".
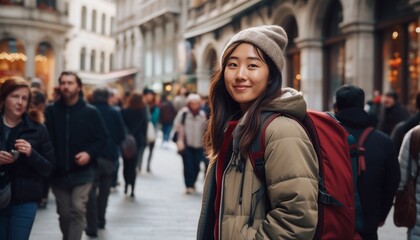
{"left": 78, "top": 68, "right": 139, "bottom": 85}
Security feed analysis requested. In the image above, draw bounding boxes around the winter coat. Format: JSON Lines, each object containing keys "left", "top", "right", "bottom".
{"left": 92, "top": 102, "right": 125, "bottom": 161}
{"left": 391, "top": 113, "right": 420, "bottom": 152}
{"left": 399, "top": 127, "right": 420, "bottom": 240}
{"left": 197, "top": 88, "right": 319, "bottom": 240}
{"left": 159, "top": 101, "right": 177, "bottom": 124}
{"left": 378, "top": 103, "right": 410, "bottom": 135}
{"left": 121, "top": 108, "right": 148, "bottom": 148}
{"left": 336, "top": 107, "right": 400, "bottom": 235}
{"left": 45, "top": 98, "right": 108, "bottom": 188}
{"left": 0, "top": 113, "right": 55, "bottom": 203}
{"left": 173, "top": 107, "right": 206, "bottom": 149}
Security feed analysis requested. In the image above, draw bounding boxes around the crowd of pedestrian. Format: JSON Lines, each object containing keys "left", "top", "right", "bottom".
{"left": 2, "top": 25, "right": 420, "bottom": 240}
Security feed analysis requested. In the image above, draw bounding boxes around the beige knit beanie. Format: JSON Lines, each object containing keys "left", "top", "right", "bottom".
{"left": 221, "top": 25, "right": 288, "bottom": 73}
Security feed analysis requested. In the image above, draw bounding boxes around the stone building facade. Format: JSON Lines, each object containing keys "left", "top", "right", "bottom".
{"left": 114, "top": 0, "right": 420, "bottom": 111}
{"left": 0, "top": 0, "right": 117, "bottom": 98}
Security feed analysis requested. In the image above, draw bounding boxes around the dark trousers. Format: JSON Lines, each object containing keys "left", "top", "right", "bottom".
{"left": 181, "top": 146, "right": 205, "bottom": 188}
{"left": 161, "top": 123, "right": 173, "bottom": 142}
{"left": 360, "top": 231, "right": 378, "bottom": 240}
{"left": 86, "top": 163, "right": 114, "bottom": 234}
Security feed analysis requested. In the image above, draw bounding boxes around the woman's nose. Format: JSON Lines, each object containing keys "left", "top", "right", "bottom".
{"left": 235, "top": 66, "right": 247, "bottom": 80}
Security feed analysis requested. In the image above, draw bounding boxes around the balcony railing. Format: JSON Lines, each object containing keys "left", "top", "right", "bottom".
{"left": 136, "top": 0, "right": 181, "bottom": 26}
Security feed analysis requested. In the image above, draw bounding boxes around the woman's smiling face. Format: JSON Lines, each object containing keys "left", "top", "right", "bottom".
{"left": 224, "top": 43, "right": 269, "bottom": 112}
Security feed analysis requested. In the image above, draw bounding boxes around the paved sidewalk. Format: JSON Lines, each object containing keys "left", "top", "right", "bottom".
{"left": 30, "top": 140, "right": 204, "bottom": 240}
{"left": 29, "top": 136, "right": 406, "bottom": 240}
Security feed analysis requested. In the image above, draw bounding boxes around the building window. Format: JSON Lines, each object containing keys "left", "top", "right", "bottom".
{"left": 110, "top": 53, "right": 113, "bottom": 71}
{"left": 35, "top": 42, "right": 54, "bottom": 89}
{"left": 323, "top": 0, "right": 345, "bottom": 110}
{"left": 80, "top": 47, "right": 86, "bottom": 70}
{"left": 376, "top": 0, "right": 418, "bottom": 106}
{"left": 101, "top": 13, "right": 106, "bottom": 35}
{"left": 110, "top": 17, "right": 115, "bottom": 35}
{"left": 64, "top": 2, "right": 69, "bottom": 16}
{"left": 284, "top": 16, "right": 300, "bottom": 91}
{"left": 100, "top": 51, "right": 105, "bottom": 72}
{"left": 0, "top": 38, "right": 26, "bottom": 78}
{"left": 90, "top": 50, "right": 96, "bottom": 72}
{"left": 81, "top": 6, "right": 87, "bottom": 29}
{"left": 92, "top": 10, "right": 97, "bottom": 32}
{"left": 37, "top": 0, "right": 56, "bottom": 11}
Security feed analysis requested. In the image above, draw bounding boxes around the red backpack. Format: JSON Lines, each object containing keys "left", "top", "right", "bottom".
{"left": 243, "top": 110, "right": 357, "bottom": 240}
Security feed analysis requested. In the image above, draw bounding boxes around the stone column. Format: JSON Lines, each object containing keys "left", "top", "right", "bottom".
{"left": 296, "top": 38, "right": 324, "bottom": 111}
{"left": 341, "top": 21, "right": 375, "bottom": 100}
{"left": 25, "top": 40, "right": 35, "bottom": 79}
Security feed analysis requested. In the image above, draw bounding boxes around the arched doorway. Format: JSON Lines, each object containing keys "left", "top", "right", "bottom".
{"left": 35, "top": 42, "right": 55, "bottom": 92}
{"left": 323, "top": 0, "right": 345, "bottom": 110}
{"left": 0, "top": 38, "right": 26, "bottom": 81}
{"left": 375, "top": 0, "right": 417, "bottom": 107}
{"left": 284, "top": 16, "right": 300, "bottom": 90}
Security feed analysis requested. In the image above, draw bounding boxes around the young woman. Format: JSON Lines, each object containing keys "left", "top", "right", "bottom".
{"left": 197, "top": 25, "right": 319, "bottom": 239}
{"left": 121, "top": 92, "right": 148, "bottom": 197}
{"left": 0, "top": 78, "right": 55, "bottom": 239}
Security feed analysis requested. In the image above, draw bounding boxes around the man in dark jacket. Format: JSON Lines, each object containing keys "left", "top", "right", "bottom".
{"left": 45, "top": 72, "right": 108, "bottom": 240}
{"left": 334, "top": 85, "right": 401, "bottom": 240}
{"left": 377, "top": 91, "right": 410, "bottom": 135}
{"left": 391, "top": 92, "right": 420, "bottom": 152}
{"left": 85, "top": 87, "right": 125, "bottom": 237}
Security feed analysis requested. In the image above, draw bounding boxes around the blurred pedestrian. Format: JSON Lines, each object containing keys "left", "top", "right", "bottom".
{"left": 29, "top": 88, "right": 50, "bottom": 209}
{"left": 334, "top": 85, "right": 400, "bottom": 240}
{"left": 121, "top": 92, "right": 148, "bottom": 197}
{"left": 173, "top": 86, "right": 188, "bottom": 112}
{"left": 0, "top": 78, "right": 55, "bottom": 239}
{"left": 85, "top": 87, "right": 125, "bottom": 237}
{"left": 398, "top": 124, "right": 420, "bottom": 239}
{"left": 391, "top": 92, "right": 420, "bottom": 152}
{"left": 159, "top": 95, "right": 177, "bottom": 148}
{"left": 197, "top": 25, "right": 318, "bottom": 239}
{"left": 45, "top": 71, "right": 108, "bottom": 240}
{"left": 173, "top": 93, "right": 207, "bottom": 194}
{"left": 143, "top": 88, "right": 159, "bottom": 173}
{"left": 107, "top": 88, "right": 123, "bottom": 191}
{"left": 377, "top": 91, "right": 410, "bottom": 135}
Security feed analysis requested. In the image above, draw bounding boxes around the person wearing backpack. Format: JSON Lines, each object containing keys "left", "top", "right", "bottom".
{"left": 334, "top": 85, "right": 401, "bottom": 240}
{"left": 197, "top": 25, "right": 319, "bottom": 239}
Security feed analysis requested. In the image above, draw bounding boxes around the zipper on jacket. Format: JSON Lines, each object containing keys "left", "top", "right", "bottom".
{"left": 65, "top": 109, "right": 70, "bottom": 173}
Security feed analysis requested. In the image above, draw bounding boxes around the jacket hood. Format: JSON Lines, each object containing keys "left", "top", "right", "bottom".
{"left": 237, "top": 88, "right": 307, "bottom": 126}
{"left": 263, "top": 87, "right": 307, "bottom": 120}
{"left": 335, "top": 107, "right": 371, "bottom": 128}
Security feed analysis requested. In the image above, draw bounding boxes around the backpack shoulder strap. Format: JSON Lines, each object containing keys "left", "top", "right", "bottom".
{"left": 356, "top": 127, "right": 374, "bottom": 175}
{"left": 249, "top": 111, "right": 282, "bottom": 181}
{"left": 181, "top": 111, "right": 187, "bottom": 125}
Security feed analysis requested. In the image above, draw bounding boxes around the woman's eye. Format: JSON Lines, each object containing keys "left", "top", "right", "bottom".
{"left": 227, "top": 62, "right": 237, "bottom": 67}
{"left": 249, "top": 64, "right": 258, "bottom": 68}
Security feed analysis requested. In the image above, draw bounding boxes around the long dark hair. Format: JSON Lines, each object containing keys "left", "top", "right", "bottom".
{"left": 204, "top": 41, "right": 283, "bottom": 162}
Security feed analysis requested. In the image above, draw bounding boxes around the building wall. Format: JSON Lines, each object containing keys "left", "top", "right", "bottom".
{"left": 0, "top": 0, "right": 71, "bottom": 97}
{"left": 65, "top": 0, "right": 116, "bottom": 74}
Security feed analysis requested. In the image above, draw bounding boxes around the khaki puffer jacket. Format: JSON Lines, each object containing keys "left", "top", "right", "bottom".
{"left": 197, "top": 88, "right": 319, "bottom": 240}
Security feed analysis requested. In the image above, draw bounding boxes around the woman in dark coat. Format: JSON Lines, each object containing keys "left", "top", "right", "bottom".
{"left": 121, "top": 92, "right": 148, "bottom": 197}
{"left": 0, "top": 78, "right": 55, "bottom": 239}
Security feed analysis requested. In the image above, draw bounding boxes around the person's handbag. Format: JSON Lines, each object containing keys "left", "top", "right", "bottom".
{"left": 0, "top": 171, "right": 11, "bottom": 209}
{"left": 147, "top": 121, "right": 156, "bottom": 143}
{"left": 121, "top": 133, "right": 137, "bottom": 159}
{"left": 394, "top": 126, "right": 420, "bottom": 228}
